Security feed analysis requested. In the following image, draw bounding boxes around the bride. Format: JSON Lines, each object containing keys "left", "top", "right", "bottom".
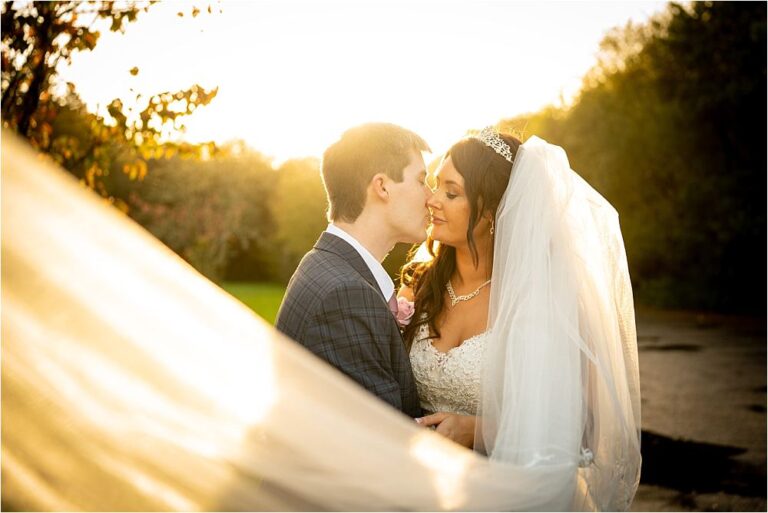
{"left": 401, "top": 128, "right": 642, "bottom": 506}
{"left": 400, "top": 128, "right": 521, "bottom": 447}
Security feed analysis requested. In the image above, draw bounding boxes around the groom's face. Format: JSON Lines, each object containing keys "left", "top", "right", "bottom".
{"left": 387, "top": 150, "right": 430, "bottom": 244}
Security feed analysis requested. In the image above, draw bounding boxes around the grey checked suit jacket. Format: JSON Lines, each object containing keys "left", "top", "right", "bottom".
{"left": 275, "top": 232, "right": 421, "bottom": 417}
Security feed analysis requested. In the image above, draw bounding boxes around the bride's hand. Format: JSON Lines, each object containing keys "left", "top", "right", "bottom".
{"left": 416, "top": 412, "right": 476, "bottom": 448}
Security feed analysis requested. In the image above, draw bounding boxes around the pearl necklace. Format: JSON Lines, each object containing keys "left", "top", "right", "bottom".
{"left": 446, "top": 278, "right": 491, "bottom": 307}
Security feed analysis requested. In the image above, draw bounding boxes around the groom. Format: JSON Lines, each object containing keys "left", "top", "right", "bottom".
{"left": 276, "top": 123, "right": 430, "bottom": 418}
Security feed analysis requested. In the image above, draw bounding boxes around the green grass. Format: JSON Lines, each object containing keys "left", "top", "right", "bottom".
{"left": 222, "top": 282, "right": 286, "bottom": 325}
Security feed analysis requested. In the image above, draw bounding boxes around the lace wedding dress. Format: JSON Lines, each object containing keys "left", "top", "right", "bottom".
{"left": 409, "top": 318, "right": 487, "bottom": 416}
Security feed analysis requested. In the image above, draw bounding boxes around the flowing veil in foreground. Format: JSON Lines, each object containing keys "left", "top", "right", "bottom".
{"left": 2, "top": 131, "right": 639, "bottom": 511}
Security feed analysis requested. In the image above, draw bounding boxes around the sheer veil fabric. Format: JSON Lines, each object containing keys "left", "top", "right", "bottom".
{"left": 2, "top": 131, "right": 639, "bottom": 511}
{"left": 477, "top": 136, "right": 642, "bottom": 510}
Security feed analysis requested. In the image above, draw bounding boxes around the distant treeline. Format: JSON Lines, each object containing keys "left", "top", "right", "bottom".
{"left": 109, "top": 148, "right": 413, "bottom": 284}
{"left": 502, "top": 2, "right": 766, "bottom": 313}
{"left": 118, "top": 2, "right": 766, "bottom": 313}
{"left": 107, "top": 146, "right": 329, "bottom": 284}
{"left": 4, "top": 2, "right": 765, "bottom": 313}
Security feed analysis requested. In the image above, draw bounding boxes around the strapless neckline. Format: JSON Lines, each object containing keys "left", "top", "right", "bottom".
{"left": 426, "top": 331, "right": 486, "bottom": 356}
{"left": 409, "top": 320, "right": 488, "bottom": 416}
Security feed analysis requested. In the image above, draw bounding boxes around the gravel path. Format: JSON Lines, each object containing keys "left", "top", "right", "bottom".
{"left": 631, "top": 308, "right": 766, "bottom": 511}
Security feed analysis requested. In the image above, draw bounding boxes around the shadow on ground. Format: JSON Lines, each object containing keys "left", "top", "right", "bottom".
{"left": 640, "top": 430, "right": 766, "bottom": 498}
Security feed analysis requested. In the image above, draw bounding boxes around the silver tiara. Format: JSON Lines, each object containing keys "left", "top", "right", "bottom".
{"left": 470, "top": 126, "right": 515, "bottom": 164}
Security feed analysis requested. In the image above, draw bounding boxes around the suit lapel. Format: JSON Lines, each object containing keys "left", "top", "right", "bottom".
{"left": 314, "top": 232, "right": 383, "bottom": 297}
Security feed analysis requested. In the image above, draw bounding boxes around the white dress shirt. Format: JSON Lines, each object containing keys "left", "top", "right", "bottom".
{"left": 325, "top": 223, "right": 395, "bottom": 301}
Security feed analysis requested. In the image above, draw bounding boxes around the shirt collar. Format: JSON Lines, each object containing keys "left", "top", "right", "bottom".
{"left": 326, "top": 223, "right": 395, "bottom": 300}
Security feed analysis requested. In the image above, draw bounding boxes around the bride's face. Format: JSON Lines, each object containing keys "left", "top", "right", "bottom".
{"left": 428, "top": 157, "right": 474, "bottom": 247}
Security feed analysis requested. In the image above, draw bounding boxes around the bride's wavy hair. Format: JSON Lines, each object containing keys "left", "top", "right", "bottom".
{"left": 399, "top": 132, "right": 522, "bottom": 349}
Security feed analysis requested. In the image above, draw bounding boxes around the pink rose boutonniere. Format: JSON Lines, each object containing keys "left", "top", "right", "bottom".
{"left": 396, "top": 297, "right": 415, "bottom": 328}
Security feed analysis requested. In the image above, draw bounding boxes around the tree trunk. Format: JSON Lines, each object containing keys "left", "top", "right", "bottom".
{"left": 17, "top": 3, "right": 54, "bottom": 137}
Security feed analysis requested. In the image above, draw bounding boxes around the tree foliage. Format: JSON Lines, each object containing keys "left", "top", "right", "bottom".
{"left": 1, "top": 1, "right": 217, "bottom": 205}
{"left": 269, "top": 158, "right": 328, "bottom": 278}
{"left": 502, "top": 2, "right": 766, "bottom": 312}
{"left": 127, "top": 143, "right": 278, "bottom": 282}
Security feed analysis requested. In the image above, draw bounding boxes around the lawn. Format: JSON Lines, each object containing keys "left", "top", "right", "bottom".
{"left": 222, "top": 282, "right": 286, "bottom": 325}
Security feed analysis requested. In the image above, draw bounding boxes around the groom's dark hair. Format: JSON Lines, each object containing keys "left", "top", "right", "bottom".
{"left": 321, "top": 123, "right": 430, "bottom": 222}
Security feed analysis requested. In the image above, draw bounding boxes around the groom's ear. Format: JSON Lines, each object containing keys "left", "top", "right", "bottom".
{"left": 370, "top": 173, "right": 390, "bottom": 202}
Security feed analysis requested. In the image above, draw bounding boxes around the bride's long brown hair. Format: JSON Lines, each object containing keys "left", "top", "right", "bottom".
{"left": 399, "top": 132, "right": 522, "bottom": 349}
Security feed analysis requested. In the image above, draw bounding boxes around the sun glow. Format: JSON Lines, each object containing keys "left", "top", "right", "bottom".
{"left": 57, "top": 1, "right": 666, "bottom": 162}
{"left": 410, "top": 430, "right": 475, "bottom": 510}
{"left": 3, "top": 131, "right": 283, "bottom": 509}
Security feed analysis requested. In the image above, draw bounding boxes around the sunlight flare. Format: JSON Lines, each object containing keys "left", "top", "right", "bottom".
{"left": 410, "top": 431, "right": 474, "bottom": 510}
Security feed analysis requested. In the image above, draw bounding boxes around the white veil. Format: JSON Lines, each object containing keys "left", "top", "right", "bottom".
{"left": 2, "top": 131, "right": 639, "bottom": 511}
{"left": 476, "top": 136, "right": 642, "bottom": 510}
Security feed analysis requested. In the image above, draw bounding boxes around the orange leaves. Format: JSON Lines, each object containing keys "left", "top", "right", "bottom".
{"left": 136, "top": 84, "right": 218, "bottom": 137}
{"left": 196, "top": 85, "right": 219, "bottom": 106}
{"left": 107, "top": 98, "right": 127, "bottom": 128}
{"left": 177, "top": 5, "right": 206, "bottom": 19}
{"left": 50, "top": 136, "right": 81, "bottom": 164}
{"left": 82, "top": 30, "right": 98, "bottom": 50}
{"left": 122, "top": 160, "right": 148, "bottom": 181}
{"left": 84, "top": 163, "right": 101, "bottom": 189}
{"left": 3, "top": 0, "right": 223, "bottom": 215}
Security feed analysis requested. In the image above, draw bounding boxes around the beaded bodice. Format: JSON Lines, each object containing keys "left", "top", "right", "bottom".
{"left": 409, "top": 319, "right": 487, "bottom": 416}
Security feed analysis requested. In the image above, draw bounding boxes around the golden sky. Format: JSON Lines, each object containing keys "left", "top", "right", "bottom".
{"left": 57, "top": 0, "right": 667, "bottom": 163}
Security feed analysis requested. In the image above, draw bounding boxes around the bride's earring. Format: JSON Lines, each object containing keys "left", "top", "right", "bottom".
{"left": 490, "top": 219, "right": 494, "bottom": 235}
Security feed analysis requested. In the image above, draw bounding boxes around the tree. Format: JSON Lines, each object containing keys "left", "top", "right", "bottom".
{"left": 128, "top": 144, "right": 278, "bottom": 283}
{"left": 2, "top": 1, "right": 151, "bottom": 141}
{"left": 501, "top": 2, "right": 766, "bottom": 312}
{"left": 1, "top": 1, "right": 218, "bottom": 204}
{"left": 270, "top": 158, "right": 328, "bottom": 280}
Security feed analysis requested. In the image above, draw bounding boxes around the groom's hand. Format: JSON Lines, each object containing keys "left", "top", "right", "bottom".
{"left": 417, "top": 412, "right": 476, "bottom": 448}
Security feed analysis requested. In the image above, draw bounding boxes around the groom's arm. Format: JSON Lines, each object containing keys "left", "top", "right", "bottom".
{"left": 303, "top": 283, "right": 404, "bottom": 411}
